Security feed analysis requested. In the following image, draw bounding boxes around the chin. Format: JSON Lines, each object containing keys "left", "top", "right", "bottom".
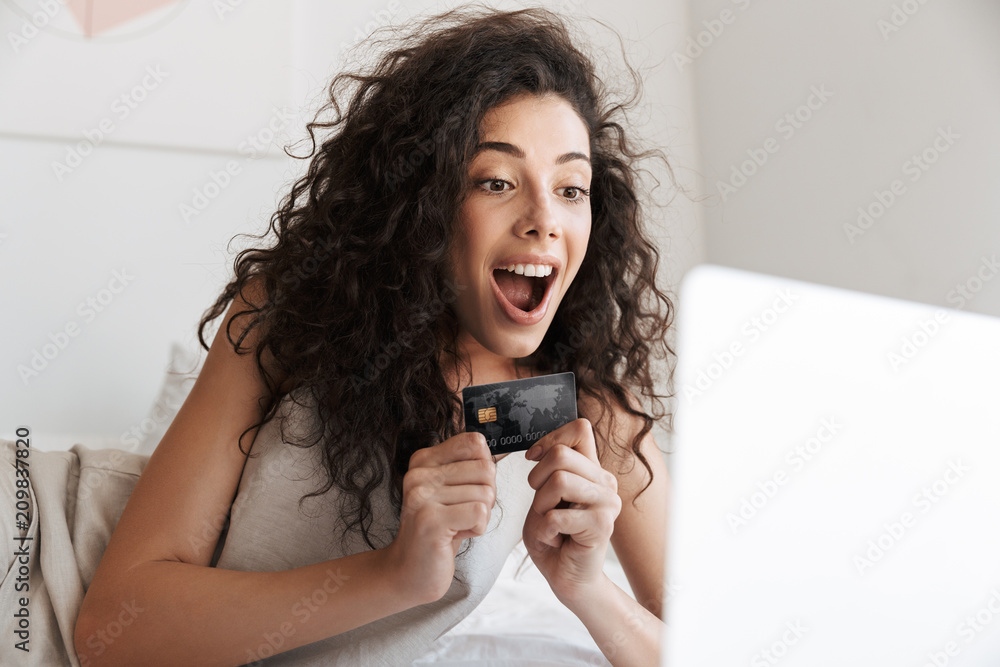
{"left": 463, "top": 322, "right": 548, "bottom": 359}
{"left": 477, "top": 325, "right": 546, "bottom": 360}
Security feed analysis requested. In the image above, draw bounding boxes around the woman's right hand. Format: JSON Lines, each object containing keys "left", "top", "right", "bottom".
{"left": 384, "top": 432, "right": 500, "bottom": 605}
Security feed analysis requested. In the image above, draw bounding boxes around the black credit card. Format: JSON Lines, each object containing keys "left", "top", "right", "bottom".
{"left": 461, "top": 372, "right": 577, "bottom": 455}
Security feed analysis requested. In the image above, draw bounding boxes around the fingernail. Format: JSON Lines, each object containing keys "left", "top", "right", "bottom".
{"left": 526, "top": 444, "right": 541, "bottom": 460}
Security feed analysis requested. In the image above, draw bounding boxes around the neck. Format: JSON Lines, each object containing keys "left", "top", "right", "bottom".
{"left": 439, "top": 332, "right": 538, "bottom": 437}
{"left": 440, "top": 333, "right": 534, "bottom": 394}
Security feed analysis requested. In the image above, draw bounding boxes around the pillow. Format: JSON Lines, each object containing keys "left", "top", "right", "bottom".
{"left": 123, "top": 341, "right": 203, "bottom": 456}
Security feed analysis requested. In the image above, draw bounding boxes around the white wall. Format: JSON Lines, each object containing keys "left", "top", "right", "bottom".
{"left": 685, "top": 0, "right": 1000, "bottom": 317}
{"left": 1, "top": 0, "right": 702, "bottom": 451}
{"left": 1, "top": 2, "right": 304, "bottom": 449}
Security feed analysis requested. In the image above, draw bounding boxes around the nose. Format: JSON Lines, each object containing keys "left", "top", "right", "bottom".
{"left": 513, "top": 182, "right": 561, "bottom": 240}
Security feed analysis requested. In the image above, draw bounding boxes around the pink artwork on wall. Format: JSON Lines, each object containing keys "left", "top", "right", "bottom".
{"left": 64, "top": 0, "right": 181, "bottom": 38}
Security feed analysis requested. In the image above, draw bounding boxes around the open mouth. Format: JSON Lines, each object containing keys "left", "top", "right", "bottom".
{"left": 491, "top": 265, "right": 557, "bottom": 315}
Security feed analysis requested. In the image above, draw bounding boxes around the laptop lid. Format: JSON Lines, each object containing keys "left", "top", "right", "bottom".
{"left": 664, "top": 264, "right": 1000, "bottom": 665}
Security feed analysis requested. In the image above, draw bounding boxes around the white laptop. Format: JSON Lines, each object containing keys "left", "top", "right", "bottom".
{"left": 663, "top": 264, "right": 1000, "bottom": 665}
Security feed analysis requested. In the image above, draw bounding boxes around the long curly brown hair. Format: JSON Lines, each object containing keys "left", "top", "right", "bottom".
{"left": 197, "top": 3, "right": 677, "bottom": 554}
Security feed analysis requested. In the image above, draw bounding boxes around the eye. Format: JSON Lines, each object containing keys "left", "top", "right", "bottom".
{"left": 477, "top": 177, "right": 511, "bottom": 196}
{"left": 562, "top": 186, "right": 591, "bottom": 205}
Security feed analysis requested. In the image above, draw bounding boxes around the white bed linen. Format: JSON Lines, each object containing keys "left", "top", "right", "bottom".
{"left": 411, "top": 540, "right": 629, "bottom": 666}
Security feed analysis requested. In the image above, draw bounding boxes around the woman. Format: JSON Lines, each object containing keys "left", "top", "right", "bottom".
{"left": 53, "top": 5, "right": 674, "bottom": 665}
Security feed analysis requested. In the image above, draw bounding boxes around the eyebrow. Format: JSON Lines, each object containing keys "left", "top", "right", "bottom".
{"left": 473, "top": 141, "right": 591, "bottom": 166}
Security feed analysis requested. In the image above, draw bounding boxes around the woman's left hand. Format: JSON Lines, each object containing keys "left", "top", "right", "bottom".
{"left": 522, "top": 418, "right": 622, "bottom": 605}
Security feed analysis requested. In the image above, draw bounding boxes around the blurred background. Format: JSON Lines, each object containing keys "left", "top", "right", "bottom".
{"left": 1, "top": 0, "right": 997, "bottom": 455}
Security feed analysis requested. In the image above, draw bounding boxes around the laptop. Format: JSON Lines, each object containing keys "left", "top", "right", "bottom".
{"left": 663, "top": 264, "right": 1000, "bottom": 665}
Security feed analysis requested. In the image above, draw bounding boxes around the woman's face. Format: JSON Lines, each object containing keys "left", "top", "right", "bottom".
{"left": 446, "top": 92, "right": 592, "bottom": 369}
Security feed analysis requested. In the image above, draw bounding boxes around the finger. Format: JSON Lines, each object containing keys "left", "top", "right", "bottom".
{"left": 411, "top": 433, "right": 491, "bottom": 468}
{"left": 415, "top": 483, "right": 496, "bottom": 509}
{"left": 434, "top": 457, "right": 497, "bottom": 485}
{"left": 536, "top": 508, "right": 614, "bottom": 548}
{"left": 530, "top": 470, "right": 613, "bottom": 515}
{"left": 438, "top": 501, "right": 491, "bottom": 538}
{"left": 410, "top": 456, "right": 496, "bottom": 488}
{"left": 524, "top": 418, "right": 598, "bottom": 465}
{"left": 526, "top": 443, "right": 612, "bottom": 491}
{"left": 402, "top": 460, "right": 495, "bottom": 509}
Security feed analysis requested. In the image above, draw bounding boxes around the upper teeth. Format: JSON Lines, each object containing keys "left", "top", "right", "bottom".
{"left": 501, "top": 263, "right": 553, "bottom": 277}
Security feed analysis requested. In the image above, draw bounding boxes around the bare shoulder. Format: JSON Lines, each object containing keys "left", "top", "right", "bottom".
{"left": 576, "top": 372, "right": 647, "bottom": 463}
